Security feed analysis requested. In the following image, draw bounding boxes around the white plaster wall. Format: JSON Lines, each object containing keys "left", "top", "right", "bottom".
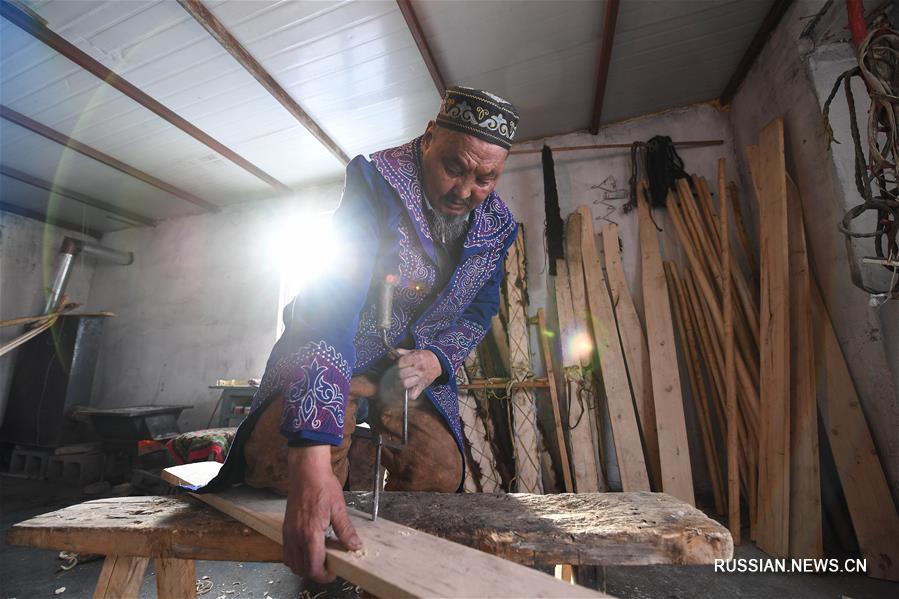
{"left": 86, "top": 184, "right": 342, "bottom": 432}
{"left": 0, "top": 212, "right": 96, "bottom": 426}
{"left": 728, "top": 0, "right": 898, "bottom": 498}
{"left": 496, "top": 103, "right": 738, "bottom": 495}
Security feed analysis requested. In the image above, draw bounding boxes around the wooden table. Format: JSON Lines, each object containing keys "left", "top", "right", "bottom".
{"left": 7, "top": 492, "right": 732, "bottom": 597}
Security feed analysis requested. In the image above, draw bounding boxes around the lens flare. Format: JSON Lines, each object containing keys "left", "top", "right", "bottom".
{"left": 569, "top": 331, "right": 594, "bottom": 361}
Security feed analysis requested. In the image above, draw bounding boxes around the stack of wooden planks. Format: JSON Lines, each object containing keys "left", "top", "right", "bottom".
{"left": 648, "top": 116, "right": 897, "bottom": 581}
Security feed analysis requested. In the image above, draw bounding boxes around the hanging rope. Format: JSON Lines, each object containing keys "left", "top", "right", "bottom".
{"left": 823, "top": 24, "right": 899, "bottom": 297}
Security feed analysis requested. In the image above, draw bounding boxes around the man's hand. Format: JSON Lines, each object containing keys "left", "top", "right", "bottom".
{"left": 395, "top": 348, "right": 443, "bottom": 399}
{"left": 282, "top": 446, "right": 362, "bottom": 582}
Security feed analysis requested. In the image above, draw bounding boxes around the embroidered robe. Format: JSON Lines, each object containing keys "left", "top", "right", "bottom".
{"left": 200, "top": 136, "right": 517, "bottom": 491}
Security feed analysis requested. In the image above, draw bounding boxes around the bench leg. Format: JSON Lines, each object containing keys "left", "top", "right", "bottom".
{"left": 155, "top": 558, "right": 196, "bottom": 599}
{"left": 93, "top": 555, "right": 149, "bottom": 599}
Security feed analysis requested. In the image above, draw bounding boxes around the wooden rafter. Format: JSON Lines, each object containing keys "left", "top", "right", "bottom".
{"left": 1, "top": 105, "right": 219, "bottom": 213}
{"left": 0, "top": 165, "right": 156, "bottom": 228}
{"left": 397, "top": 0, "right": 446, "bottom": 96}
{"left": 0, "top": 200, "right": 101, "bottom": 239}
{"left": 0, "top": 0, "right": 291, "bottom": 194}
{"left": 177, "top": 0, "right": 350, "bottom": 165}
{"left": 719, "top": 0, "right": 794, "bottom": 106}
{"left": 589, "top": 0, "right": 620, "bottom": 135}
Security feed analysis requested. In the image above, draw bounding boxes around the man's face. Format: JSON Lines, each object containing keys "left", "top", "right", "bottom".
{"left": 420, "top": 122, "right": 509, "bottom": 217}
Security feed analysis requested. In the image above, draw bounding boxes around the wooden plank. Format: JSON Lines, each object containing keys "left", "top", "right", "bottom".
{"left": 177, "top": 0, "right": 349, "bottom": 165}
{"left": 0, "top": 104, "right": 218, "bottom": 213}
{"left": 719, "top": 0, "right": 795, "bottom": 105}
{"left": 720, "top": 160, "right": 740, "bottom": 544}
{"left": 0, "top": 1, "right": 290, "bottom": 194}
{"left": 636, "top": 183, "right": 694, "bottom": 505}
{"left": 811, "top": 276, "right": 899, "bottom": 580}
{"left": 601, "top": 223, "right": 661, "bottom": 490}
{"left": 786, "top": 178, "right": 822, "bottom": 559}
{"left": 503, "top": 225, "right": 543, "bottom": 493}
{"left": 162, "top": 464, "right": 606, "bottom": 597}
{"left": 665, "top": 262, "right": 726, "bottom": 516}
{"left": 577, "top": 205, "right": 649, "bottom": 491}
{"left": 554, "top": 258, "right": 605, "bottom": 492}
{"left": 589, "top": 0, "right": 620, "bottom": 134}
{"left": 727, "top": 182, "right": 760, "bottom": 289}
{"left": 755, "top": 117, "right": 791, "bottom": 558}
{"left": 564, "top": 213, "right": 607, "bottom": 488}
{"left": 396, "top": 0, "right": 446, "bottom": 95}
{"left": 93, "top": 555, "right": 149, "bottom": 599}
{"left": 155, "top": 558, "right": 195, "bottom": 599}
{"left": 537, "top": 307, "right": 574, "bottom": 493}
{"left": 0, "top": 164, "right": 157, "bottom": 227}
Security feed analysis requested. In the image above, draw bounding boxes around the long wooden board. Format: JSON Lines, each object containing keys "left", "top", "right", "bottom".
{"left": 785, "top": 179, "right": 822, "bottom": 559}
{"left": 601, "top": 222, "right": 661, "bottom": 490}
{"left": 755, "top": 117, "right": 791, "bottom": 558}
{"left": 554, "top": 257, "right": 604, "bottom": 492}
{"left": 636, "top": 183, "right": 695, "bottom": 505}
{"left": 503, "top": 226, "right": 543, "bottom": 493}
{"left": 163, "top": 463, "right": 604, "bottom": 597}
{"left": 577, "top": 205, "right": 650, "bottom": 491}
{"left": 565, "top": 212, "right": 606, "bottom": 480}
{"left": 719, "top": 159, "right": 740, "bottom": 545}
{"left": 536, "top": 307, "right": 574, "bottom": 492}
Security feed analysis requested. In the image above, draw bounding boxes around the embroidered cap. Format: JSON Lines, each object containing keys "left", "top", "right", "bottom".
{"left": 435, "top": 86, "right": 519, "bottom": 150}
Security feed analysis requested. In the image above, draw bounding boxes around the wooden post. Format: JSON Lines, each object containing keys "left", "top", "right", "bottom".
{"left": 155, "top": 558, "right": 196, "bottom": 599}
{"left": 93, "top": 556, "right": 149, "bottom": 599}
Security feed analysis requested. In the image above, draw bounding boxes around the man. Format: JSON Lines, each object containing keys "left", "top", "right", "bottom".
{"left": 200, "top": 87, "right": 520, "bottom": 582}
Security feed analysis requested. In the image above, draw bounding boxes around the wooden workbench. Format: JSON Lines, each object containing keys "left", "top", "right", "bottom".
{"left": 7, "top": 491, "right": 731, "bottom": 597}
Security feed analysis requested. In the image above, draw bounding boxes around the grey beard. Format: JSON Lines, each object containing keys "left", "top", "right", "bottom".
{"left": 428, "top": 208, "right": 470, "bottom": 243}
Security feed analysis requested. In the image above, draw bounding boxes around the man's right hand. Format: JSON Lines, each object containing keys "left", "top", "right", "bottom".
{"left": 282, "top": 445, "right": 363, "bottom": 582}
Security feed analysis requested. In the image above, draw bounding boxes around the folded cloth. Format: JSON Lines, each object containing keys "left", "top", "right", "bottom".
{"left": 167, "top": 427, "right": 237, "bottom": 464}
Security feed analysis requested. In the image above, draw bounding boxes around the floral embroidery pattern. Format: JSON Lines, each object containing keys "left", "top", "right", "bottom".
{"left": 251, "top": 341, "right": 350, "bottom": 439}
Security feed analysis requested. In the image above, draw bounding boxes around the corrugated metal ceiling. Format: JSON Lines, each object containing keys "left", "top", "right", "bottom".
{"left": 1, "top": 0, "right": 783, "bottom": 235}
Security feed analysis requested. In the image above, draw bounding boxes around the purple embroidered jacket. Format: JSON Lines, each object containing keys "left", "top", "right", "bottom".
{"left": 221, "top": 136, "right": 517, "bottom": 478}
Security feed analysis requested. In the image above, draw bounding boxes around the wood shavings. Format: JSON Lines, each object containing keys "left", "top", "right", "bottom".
{"left": 196, "top": 578, "right": 214, "bottom": 595}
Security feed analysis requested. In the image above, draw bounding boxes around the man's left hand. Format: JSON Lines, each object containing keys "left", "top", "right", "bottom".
{"left": 395, "top": 348, "right": 442, "bottom": 399}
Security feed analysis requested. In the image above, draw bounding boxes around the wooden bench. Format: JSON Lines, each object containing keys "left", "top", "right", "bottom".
{"left": 7, "top": 491, "right": 732, "bottom": 597}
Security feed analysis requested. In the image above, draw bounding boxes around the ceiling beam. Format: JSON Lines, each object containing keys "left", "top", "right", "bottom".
{"left": 0, "top": 0, "right": 292, "bottom": 194}
{"left": 0, "top": 200, "right": 102, "bottom": 239}
{"left": 0, "top": 165, "right": 157, "bottom": 228}
{"left": 590, "top": 0, "right": 620, "bottom": 135}
{"left": 177, "top": 0, "right": 350, "bottom": 165}
{"left": 1, "top": 105, "right": 220, "bottom": 213}
{"left": 397, "top": 0, "right": 446, "bottom": 96}
{"left": 719, "top": 0, "right": 794, "bottom": 106}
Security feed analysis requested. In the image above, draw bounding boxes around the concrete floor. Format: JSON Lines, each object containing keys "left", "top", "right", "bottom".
{"left": 2, "top": 476, "right": 897, "bottom": 599}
